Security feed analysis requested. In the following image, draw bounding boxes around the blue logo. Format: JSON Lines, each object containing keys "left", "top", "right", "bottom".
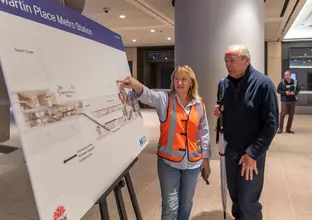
{"left": 139, "top": 136, "right": 147, "bottom": 147}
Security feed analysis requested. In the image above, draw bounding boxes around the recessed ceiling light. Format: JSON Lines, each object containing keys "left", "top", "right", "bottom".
{"left": 119, "top": 15, "right": 126, "bottom": 19}
{"left": 150, "top": 29, "right": 155, "bottom": 32}
{"left": 167, "top": 37, "right": 171, "bottom": 40}
{"left": 132, "top": 39, "right": 136, "bottom": 42}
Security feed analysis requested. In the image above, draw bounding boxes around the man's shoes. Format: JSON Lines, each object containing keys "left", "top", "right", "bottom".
{"left": 277, "top": 129, "right": 283, "bottom": 134}
{"left": 286, "top": 130, "right": 294, "bottom": 134}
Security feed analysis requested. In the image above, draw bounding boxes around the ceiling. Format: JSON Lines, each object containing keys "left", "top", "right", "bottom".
{"left": 284, "top": 0, "right": 312, "bottom": 40}
{"left": 79, "top": 0, "right": 309, "bottom": 47}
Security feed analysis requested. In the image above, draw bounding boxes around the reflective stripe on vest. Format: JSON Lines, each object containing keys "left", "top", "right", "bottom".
{"left": 157, "top": 95, "right": 204, "bottom": 162}
{"left": 282, "top": 79, "right": 297, "bottom": 91}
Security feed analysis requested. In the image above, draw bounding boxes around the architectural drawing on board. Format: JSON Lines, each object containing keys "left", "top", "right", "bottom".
{"left": 116, "top": 81, "right": 142, "bottom": 120}
{"left": 15, "top": 81, "right": 142, "bottom": 133}
{"left": 17, "top": 91, "right": 83, "bottom": 129}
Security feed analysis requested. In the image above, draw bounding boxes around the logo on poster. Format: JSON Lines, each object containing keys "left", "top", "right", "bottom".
{"left": 139, "top": 136, "right": 147, "bottom": 147}
{"left": 53, "top": 206, "right": 67, "bottom": 220}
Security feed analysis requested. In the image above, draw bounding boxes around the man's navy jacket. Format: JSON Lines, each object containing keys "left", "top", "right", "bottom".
{"left": 217, "top": 65, "right": 279, "bottom": 160}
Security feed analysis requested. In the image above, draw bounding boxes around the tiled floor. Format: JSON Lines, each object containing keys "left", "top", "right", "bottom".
{"left": 0, "top": 110, "right": 311, "bottom": 220}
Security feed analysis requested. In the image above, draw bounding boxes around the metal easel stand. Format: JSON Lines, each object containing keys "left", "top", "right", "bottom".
{"left": 96, "top": 158, "right": 142, "bottom": 220}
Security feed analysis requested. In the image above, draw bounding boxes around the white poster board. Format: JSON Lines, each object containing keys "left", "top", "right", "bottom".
{"left": 0, "top": 1, "right": 148, "bottom": 219}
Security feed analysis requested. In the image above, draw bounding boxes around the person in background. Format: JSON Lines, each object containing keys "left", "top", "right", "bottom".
{"left": 214, "top": 44, "right": 279, "bottom": 220}
{"left": 277, "top": 70, "right": 300, "bottom": 134}
{"left": 117, "top": 65, "right": 211, "bottom": 220}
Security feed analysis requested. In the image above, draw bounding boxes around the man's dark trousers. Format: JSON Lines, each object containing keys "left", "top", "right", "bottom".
{"left": 225, "top": 147, "right": 266, "bottom": 220}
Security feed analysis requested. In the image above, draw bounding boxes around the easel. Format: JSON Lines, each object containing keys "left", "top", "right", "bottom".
{"left": 96, "top": 158, "right": 143, "bottom": 220}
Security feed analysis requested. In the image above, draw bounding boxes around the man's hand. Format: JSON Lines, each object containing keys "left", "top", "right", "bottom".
{"left": 239, "top": 154, "right": 258, "bottom": 181}
{"left": 286, "top": 91, "right": 291, "bottom": 95}
{"left": 213, "top": 105, "right": 224, "bottom": 117}
{"left": 290, "top": 91, "right": 295, "bottom": 95}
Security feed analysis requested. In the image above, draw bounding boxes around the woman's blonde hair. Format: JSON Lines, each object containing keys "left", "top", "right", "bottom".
{"left": 169, "top": 65, "right": 201, "bottom": 100}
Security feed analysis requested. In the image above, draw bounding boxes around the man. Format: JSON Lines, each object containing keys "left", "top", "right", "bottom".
{"left": 276, "top": 70, "right": 300, "bottom": 134}
{"left": 214, "top": 44, "right": 279, "bottom": 220}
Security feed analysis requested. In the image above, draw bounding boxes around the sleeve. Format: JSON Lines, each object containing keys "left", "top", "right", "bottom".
{"left": 199, "top": 104, "right": 211, "bottom": 158}
{"left": 276, "top": 81, "right": 286, "bottom": 95}
{"left": 245, "top": 80, "right": 279, "bottom": 160}
{"left": 131, "top": 86, "right": 169, "bottom": 121}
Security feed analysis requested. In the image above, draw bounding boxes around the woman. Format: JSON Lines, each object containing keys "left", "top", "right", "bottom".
{"left": 117, "top": 65, "right": 211, "bottom": 220}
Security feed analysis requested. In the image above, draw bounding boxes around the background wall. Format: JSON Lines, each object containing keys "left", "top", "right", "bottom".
{"left": 125, "top": 47, "right": 138, "bottom": 79}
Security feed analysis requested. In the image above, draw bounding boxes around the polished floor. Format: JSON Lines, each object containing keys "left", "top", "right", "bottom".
{"left": 0, "top": 109, "right": 311, "bottom": 220}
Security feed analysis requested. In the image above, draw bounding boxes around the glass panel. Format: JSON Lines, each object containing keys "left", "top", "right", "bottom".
{"left": 288, "top": 47, "right": 312, "bottom": 91}
{"left": 288, "top": 47, "right": 312, "bottom": 108}
{"left": 289, "top": 47, "right": 312, "bottom": 59}
{"left": 297, "top": 93, "right": 312, "bottom": 106}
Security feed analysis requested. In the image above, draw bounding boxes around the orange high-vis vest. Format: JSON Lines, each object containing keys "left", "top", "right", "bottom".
{"left": 157, "top": 95, "right": 205, "bottom": 162}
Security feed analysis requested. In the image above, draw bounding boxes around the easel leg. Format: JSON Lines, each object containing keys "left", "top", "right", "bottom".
{"left": 96, "top": 159, "right": 140, "bottom": 220}
{"left": 114, "top": 180, "right": 128, "bottom": 220}
{"left": 125, "top": 172, "right": 143, "bottom": 220}
{"left": 99, "top": 198, "right": 110, "bottom": 220}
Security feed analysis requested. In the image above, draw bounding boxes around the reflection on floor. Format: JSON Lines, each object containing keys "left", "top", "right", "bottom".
{"left": 0, "top": 110, "right": 312, "bottom": 220}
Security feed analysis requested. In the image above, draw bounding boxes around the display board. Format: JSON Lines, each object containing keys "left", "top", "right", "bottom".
{"left": 0, "top": 0, "right": 148, "bottom": 219}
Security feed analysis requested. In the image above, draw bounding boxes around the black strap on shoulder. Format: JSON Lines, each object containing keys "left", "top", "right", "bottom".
{"left": 217, "top": 77, "right": 226, "bottom": 105}
{"left": 216, "top": 78, "right": 226, "bottom": 144}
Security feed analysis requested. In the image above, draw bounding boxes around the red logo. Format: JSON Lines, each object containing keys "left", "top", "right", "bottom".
{"left": 53, "top": 206, "right": 67, "bottom": 220}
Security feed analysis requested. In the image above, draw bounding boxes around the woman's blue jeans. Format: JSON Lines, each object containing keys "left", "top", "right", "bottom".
{"left": 157, "top": 157, "right": 201, "bottom": 220}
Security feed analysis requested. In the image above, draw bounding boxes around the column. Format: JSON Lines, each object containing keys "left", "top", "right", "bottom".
{"left": 175, "top": 0, "right": 264, "bottom": 156}
{"left": 267, "top": 41, "right": 282, "bottom": 111}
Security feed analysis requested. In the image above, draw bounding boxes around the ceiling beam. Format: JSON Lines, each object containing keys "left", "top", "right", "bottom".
{"left": 280, "top": 0, "right": 291, "bottom": 17}
{"left": 125, "top": 0, "right": 174, "bottom": 26}
{"left": 278, "top": 0, "right": 306, "bottom": 41}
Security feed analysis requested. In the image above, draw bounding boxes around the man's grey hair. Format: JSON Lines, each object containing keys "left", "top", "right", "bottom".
{"left": 228, "top": 44, "right": 251, "bottom": 60}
